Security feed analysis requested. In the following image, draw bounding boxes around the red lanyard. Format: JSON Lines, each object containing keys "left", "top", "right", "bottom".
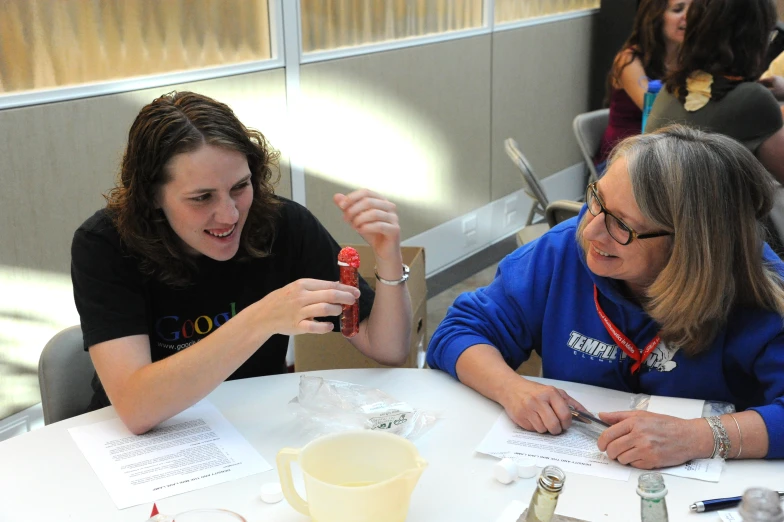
{"left": 593, "top": 285, "right": 660, "bottom": 374}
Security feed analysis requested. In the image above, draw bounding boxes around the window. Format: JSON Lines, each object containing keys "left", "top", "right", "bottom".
{"left": 300, "top": 0, "right": 484, "bottom": 54}
{"left": 0, "top": 0, "right": 272, "bottom": 94}
{"left": 495, "top": 0, "right": 599, "bottom": 25}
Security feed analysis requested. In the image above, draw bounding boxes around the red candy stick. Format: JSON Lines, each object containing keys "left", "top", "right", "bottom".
{"left": 337, "top": 247, "right": 360, "bottom": 338}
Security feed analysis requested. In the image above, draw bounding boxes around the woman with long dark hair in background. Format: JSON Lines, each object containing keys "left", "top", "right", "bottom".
{"left": 594, "top": 0, "right": 691, "bottom": 171}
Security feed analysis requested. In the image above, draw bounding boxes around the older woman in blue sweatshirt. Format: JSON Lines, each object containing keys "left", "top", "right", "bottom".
{"left": 428, "top": 125, "right": 784, "bottom": 468}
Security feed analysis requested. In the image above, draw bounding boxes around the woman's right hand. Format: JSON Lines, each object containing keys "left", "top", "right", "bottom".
{"left": 499, "top": 378, "right": 587, "bottom": 435}
{"left": 258, "top": 278, "right": 360, "bottom": 336}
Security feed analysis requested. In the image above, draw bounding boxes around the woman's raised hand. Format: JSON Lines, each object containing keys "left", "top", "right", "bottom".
{"left": 260, "top": 279, "right": 360, "bottom": 336}
{"left": 334, "top": 189, "right": 401, "bottom": 264}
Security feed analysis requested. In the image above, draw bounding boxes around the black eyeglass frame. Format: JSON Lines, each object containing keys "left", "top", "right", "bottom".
{"left": 586, "top": 182, "right": 672, "bottom": 246}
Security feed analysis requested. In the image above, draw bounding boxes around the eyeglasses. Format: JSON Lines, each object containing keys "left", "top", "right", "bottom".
{"left": 585, "top": 182, "right": 672, "bottom": 245}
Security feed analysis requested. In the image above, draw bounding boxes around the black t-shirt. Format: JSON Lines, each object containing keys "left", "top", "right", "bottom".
{"left": 71, "top": 197, "right": 374, "bottom": 409}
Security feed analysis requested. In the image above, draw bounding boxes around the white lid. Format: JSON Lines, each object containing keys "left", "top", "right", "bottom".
{"left": 513, "top": 457, "right": 538, "bottom": 479}
{"left": 260, "top": 482, "right": 284, "bottom": 504}
{"left": 493, "top": 458, "right": 518, "bottom": 484}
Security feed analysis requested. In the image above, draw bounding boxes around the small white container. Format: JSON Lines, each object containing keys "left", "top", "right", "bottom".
{"left": 494, "top": 458, "right": 519, "bottom": 484}
{"left": 513, "top": 457, "right": 538, "bottom": 479}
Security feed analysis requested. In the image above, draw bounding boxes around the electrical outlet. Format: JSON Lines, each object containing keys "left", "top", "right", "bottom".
{"left": 504, "top": 196, "right": 519, "bottom": 227}
{"left": 463, "top": 215, "right": 477, "bottom": 246}
{"left": 463, "top": 215, "right": 477, "bottom": 234}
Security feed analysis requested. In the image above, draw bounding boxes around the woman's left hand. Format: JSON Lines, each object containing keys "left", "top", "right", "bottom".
{"left": 334, "top": 189, "right": 401, "bottom": 263}
{"left": 597, "top": 410, "right": 706, "bottom": 469}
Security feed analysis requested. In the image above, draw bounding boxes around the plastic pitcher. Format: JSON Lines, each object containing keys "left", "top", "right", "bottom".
{"left": 277, "top": 430, "right": 428, "bottom": 522}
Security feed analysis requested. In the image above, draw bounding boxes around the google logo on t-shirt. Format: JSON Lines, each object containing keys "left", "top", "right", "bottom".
{"left": 154, "top": 302, "right": 238, "bottom": 342}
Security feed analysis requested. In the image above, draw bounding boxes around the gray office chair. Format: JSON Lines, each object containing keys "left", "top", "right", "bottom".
{"left": 546, "top": 200, "right": 584, "bottom": 228}
{"left": 504, "top": 138, "right": 551, "bottom": 246}
{"left": 38, "top": 325, "right": 95, "bottom": 424}
{"left": 573, "top": 108, "right": 610, "bottom": 184}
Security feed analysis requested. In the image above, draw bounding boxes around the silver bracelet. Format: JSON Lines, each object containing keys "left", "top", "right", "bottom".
{"left": 705, "top": 416, "right": 731, "bottom": 459}
{"left": 728, "top": 414, "right": 743, "bottom": 459}
{"left": 374, "top": 264, "right": 410, "bottom": 286}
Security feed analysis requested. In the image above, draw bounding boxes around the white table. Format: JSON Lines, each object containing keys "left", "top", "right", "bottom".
{"left": 0, "top": 368, "right": 780, "bottom": 521}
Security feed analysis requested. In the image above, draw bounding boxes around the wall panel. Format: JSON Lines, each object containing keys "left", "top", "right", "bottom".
{"left": 299, "top": 35, "right": 492, "bottom": 243}
{"left": 491, "top": 17, "right": 593, "bottom": 200}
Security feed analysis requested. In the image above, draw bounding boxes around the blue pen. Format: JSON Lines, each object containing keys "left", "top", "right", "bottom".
{"left": 689, "top": 491, "right": 784, "bottom": 512}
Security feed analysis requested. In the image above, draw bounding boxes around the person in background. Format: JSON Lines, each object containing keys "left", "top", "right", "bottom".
{"left": 760, "top": 51, "right": 784, "bottom": 103}
{"left": 72, "top": 91, "right": 412, "bottom": 434}
{"left": 594, "top": 0, "right": 692, "bottom": 172}
{"left": 428, "top": 126, "right": 784, "bottom": 469}
{"left": 645, "top": 0, "right": 784, "bottom": 254}
{"left": 760, "top": 22, "right": 784, "bottom": 104}
{"left": 645, "top": 0, "right": 784, "bottom": 181}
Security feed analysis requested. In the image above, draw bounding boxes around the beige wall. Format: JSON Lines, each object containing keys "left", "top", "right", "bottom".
{"left": 300, "top": 35, "right": 492, "bottom": 242}
{"left": 299, "top": 16, "right": 594, "bottom": 244}
{"left": 491, "top": 17, "right": 593, "bottom": 200}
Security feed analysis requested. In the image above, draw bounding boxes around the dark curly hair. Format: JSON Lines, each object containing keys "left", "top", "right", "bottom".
{"left": 665, "top": 0, "right": 777, "bottom": 97}
{"left": 605, "top": 0, "right": 672, "bottom": 104}
{"left": 105, "top": 91, "right": 281, "bottom": 286}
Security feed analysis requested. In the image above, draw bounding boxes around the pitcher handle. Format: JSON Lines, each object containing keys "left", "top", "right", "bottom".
{"left": 276, "top": 447, "right": 309, "bottom": 516}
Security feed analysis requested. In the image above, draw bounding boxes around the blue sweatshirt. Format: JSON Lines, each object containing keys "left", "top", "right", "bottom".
{"left": 427, "top": 210, "right": 784, "bottom": 458}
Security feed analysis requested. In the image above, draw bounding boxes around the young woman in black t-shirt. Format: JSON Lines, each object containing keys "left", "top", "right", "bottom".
{"left": 72, "top": 91, "right": 412, "bottom": 434}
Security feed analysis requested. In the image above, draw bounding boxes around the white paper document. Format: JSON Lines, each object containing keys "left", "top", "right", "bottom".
{"left": 645, "top": 394, "right": 724, "bottom": 482}
{"left": 476, "top": 411, "right": 632, "bottom": 481}
{"left": 647, "top": 395, "right": 704, "bottom": 420}
{"left": 658, "top": 457, "right": 724, "bottom": 482}
{"left": 476, "top": 383, "right": 721, "bottom": 483}
{"left": 718, "top": 510, "right": 742, "bottom": 521}
{"left": 69, "top": 400, "right": 271, "bottom": 509}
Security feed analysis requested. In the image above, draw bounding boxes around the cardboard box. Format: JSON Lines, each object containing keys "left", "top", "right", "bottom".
{"left": 295, "top": 245, "right": 426, "bottom": 371}
{"left": 516, "top": 352, "right": 542, "bottom": 377}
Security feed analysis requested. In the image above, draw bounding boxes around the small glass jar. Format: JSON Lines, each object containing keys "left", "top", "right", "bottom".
{"left": 738, "top": 488, "right": 784, "bottom": 522}
{"left": 637, "top": 472, "right": 669, "bottom": 522}
{"left": 525, "top": 465, "right": 566, "bottom": 522}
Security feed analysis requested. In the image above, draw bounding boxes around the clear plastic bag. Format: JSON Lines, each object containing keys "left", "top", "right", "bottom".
{"left": 288, "top": 376, "right": 438, "bottom": 440}
{"left": 629, "top": 394, "right": 736, "bottom": 417}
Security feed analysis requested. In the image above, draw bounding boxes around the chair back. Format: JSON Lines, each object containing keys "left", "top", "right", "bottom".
{"left": 504, "top": 138, "right": 549, "bottom": 226}
{"left": 546, "top": 200, "right": 584, "bottom": 228}
{"left": 38, "top": 325, "right": 95, "bottom": 424}
{"left": 573, "top": 108, "right": 610, "bottom": 184}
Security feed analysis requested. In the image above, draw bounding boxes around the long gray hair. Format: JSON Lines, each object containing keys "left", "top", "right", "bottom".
{"left": 606, "top": 125, "right": 784, "bottom": 355}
